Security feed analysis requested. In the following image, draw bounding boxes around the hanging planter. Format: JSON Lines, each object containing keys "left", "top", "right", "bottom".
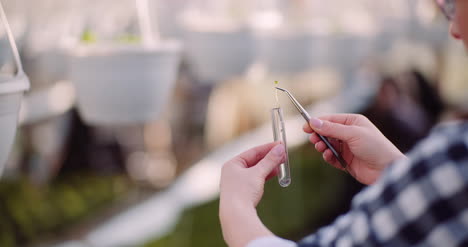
{"left": 0, "top": 0, "right": 27, "bottom": 68}
{"left": 23, "top": 48, "right": 69, "bottom": 88}
{"left": 180, "top": 1, "right": 256, "bottom": 83}
{"left": 0, "top": 2, "right": 30, "bottom": 175}
{"left": 0, "top": 74, "right": 29, "bottom": 169}
{"left": 21, "top": 0, "right": 87, "bottom": 88}
{"left": 183, "top": 26, "right": 255, "bottom": 83}
{"left": 0, "top": 35, "right": 9, "bottom": 67}
{"left": 69, "top": 42, "right": 181, "bottom": 125}
{"left": 69, "top": 0, "right": 182, "bottom": 126}
{"left": 333, "top": 32, "right": 374, "bottom": 64}
{"left": 255, "top": 31, "right": 330, "bottom": 75}
{"left": 251, "top": 1, "right": 331, "bottom": 75}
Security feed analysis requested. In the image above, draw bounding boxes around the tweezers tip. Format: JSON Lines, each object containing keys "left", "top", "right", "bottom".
{"left": 275, "top": 87, "right": 286, "bottom": 92}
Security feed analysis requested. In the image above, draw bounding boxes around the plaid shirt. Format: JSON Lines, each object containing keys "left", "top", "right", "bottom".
{"left": 248, "top": 121, "right": 468, "bottom": 247}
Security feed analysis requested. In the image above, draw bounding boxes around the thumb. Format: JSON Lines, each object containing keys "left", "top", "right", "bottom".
{"left": 309, "top": 117, "right": 356, "bottom": 142}
{"left": 254, "top": 144, "right": 285, "bottom": 178}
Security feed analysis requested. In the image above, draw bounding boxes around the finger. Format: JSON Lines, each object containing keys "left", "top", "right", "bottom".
{"left": 328, "top": 139, "right": 342, "bottom": 152}
{"left": 308, "top": 118, "right": 358, "bottom": 142}
{"left": 318, "top": 114, "right": 362, "bottom": 125}
{"left": 305, "top": 115, "right": 361, "bottom": 133}
{"left": 254, "top": 144, "right": 286, "bottom": 178}
{"left": 265, "top": 168, "right": 279, "bottom": 180}
{"left": 323, "top": 149, "right": 346, "bottom": 171}
{"left": 230, "top": 142, "right": 279, "bottom": 168}
{"left": 315, "top": 141, "right": 327, "bottom": 153}
{"left": 303, "top": 122, "right": 313, "bottom": 133}
{"left": 311, "top": 135, "right": 341, "bottom": 152}
{"left": 323, "top": 149, "right": 333, "bottom": 163}
{"left": 309, "top": 133, "right": 321, "bottom": 144}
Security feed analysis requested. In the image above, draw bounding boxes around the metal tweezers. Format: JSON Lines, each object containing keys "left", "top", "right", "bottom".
{"left": 275, "top": 87, "right": 348, "bottom": 170}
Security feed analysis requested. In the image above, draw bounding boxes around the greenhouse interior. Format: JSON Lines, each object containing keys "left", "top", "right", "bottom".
{"left": 1, "top": 0, "right": 468, "bottom": 246}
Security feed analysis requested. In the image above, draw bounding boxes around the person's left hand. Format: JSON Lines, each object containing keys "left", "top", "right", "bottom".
{"left": 219, "top": 142, "right": 286, "bottom": 247}
{"left": 220, "top": 142, "right": 286, "bottom": 209}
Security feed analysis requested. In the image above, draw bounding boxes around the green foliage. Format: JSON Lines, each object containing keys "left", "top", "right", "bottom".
{"left": 144, "top": 145, "right": 348, "bottom": 247}
{"left": 0, "top": 174, "right": 132, "bottom": 246}
{"left": 81, "top": 30, "right": 97, "bottom": 44}
{"left": 116, "top": 34, "right": 142, "bottom": 44}
{"left": 81, "top": 30, "right": 141, "bottom": 44}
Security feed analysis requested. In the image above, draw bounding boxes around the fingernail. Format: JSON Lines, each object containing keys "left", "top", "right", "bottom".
{"left": 272, "top": 144, "right": 285, "bottom": 156}
{"left": 310, "top": 118, "right": 323, "bottom": 129}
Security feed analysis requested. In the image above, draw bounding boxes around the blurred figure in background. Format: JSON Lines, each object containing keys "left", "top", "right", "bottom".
{"left": 365, "top": 69, "right": 445, "bottom": 152}
{"left": 219, "top": 0, "right": 468, "bottom": 246}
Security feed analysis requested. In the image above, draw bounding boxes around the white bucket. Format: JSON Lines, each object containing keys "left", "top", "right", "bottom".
{"left": 0, "top": 36, "right": 10, "bottom": 67}
{"left": 184, "top": 28, "right": 255, "bottom": 83}
{"left": 330, "top": 33, "right": 376, "bottom": 79}
{"left": 0, "top": 74, "right": 29, "bottom": 173}
{"left": 23, "top": 48, "right": 69, "bottom": 88}
{"left": 69, "top": 41, "right": 182, "bottom": 126}
{"left": 0, "top": 1, "right": 30, "bottom": 175}
{"left": 256, "top": 31, "right": 330, "bottom": 75}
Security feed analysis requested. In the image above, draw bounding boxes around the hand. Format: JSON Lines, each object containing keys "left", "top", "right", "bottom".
{"left": 303, "top": 114, "right": 406, "bottom": 185}
{"left": 219, "top": 142, "right": 285, "bottom": 247}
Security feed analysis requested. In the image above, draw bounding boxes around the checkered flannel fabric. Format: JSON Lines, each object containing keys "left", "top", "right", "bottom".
{"left": 298, "top": 121, "right": 468, "bottom": 247}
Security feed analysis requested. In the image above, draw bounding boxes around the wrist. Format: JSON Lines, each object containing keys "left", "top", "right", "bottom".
{"left": 379, "top": 146, "right": 406, "bottom": 168}
{"left": 386, "top": 149, "right": 407, "bottom": 166}
{"left": 219, "top": 201, "right": 272, "bottom": 247}
{"left": 220, "top": 199, "right": 256, "bottom": 222}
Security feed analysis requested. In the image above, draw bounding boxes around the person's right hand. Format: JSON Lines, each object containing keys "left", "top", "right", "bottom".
{"left": 303, "top": 114, "right": 406, "bottom": 185}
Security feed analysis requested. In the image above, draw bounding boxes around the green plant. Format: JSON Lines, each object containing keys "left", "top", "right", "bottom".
{"left": 0, "top": 174, "right": 132, "bottom": 246}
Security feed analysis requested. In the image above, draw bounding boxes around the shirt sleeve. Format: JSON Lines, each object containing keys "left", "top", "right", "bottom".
{"left": 297, "top": 125, "right": 468, "bottom": 246}
{"left": 246, "top": 236, "right": 297, "bottom": 247}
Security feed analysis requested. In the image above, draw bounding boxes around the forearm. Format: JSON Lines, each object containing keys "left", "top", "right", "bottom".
{"left": 220, "top": 201, "right": 273, "bottom": 247}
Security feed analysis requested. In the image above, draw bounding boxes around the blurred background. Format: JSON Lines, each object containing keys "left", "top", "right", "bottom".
{"left": 0, "top": 0, "right": 467, "bottom": 246}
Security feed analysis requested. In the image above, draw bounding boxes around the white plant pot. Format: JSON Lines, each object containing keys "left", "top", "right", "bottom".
{"left": 23, "top": 48, "right": 69, "bottom": 87}
{"left": 330, "top": 33, "right": 375, "bottom": 78}
{"left": 256, "top": 32, "right": 330, "bottom": 74}
{"left": 0, "top": 74, "right": 29, "bottom": 172}
{"left": 69, "top": 41, "right": 182, "bottom": 126}
{"left": 184, "top": 28, "right": 255, "bottom": 83}
{"left": 0, "top": 36, "right": 10, "bottom": 68}
{"left": 149, "top": 0, "right": 187, "bottom": 39}
{"left": 375, "top": 18, "right": 411, "bottom": 53}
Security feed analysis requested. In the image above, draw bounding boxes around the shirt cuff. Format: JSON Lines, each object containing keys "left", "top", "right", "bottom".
{"left": 246, "top": 236, "right": 296, "bottom": 247}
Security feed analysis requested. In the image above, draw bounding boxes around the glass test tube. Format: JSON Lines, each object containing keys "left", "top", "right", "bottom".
{"left": 271, "top": 107, "right": 291, "bottom": 187}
